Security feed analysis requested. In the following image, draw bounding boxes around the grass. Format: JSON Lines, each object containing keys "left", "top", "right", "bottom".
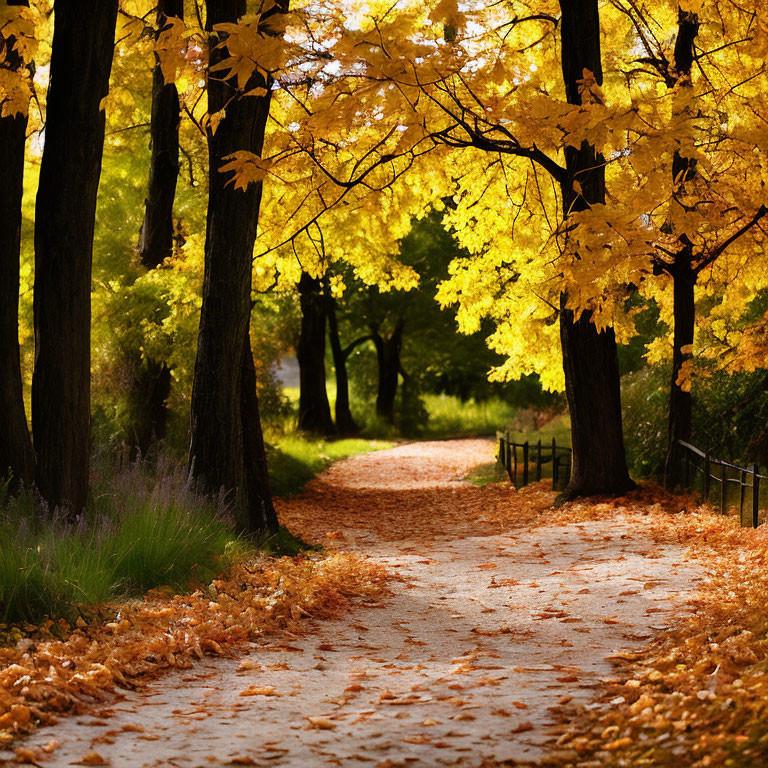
{"left": 420, "top": 394, "right": 520, "bottom": 438}
{"left": 501, "top": 413, "right": 572, "bottom": 447}
{"left": 0, "top": 432, "right": 390, "bottom": 627}
{"left": 0, "top": 460, "right": 244, "bottom": 626}
{"left": 464, "top": 461, "right": 509, "bottom": 486}
{"left": 267, "top": 435, "right": 393, "bottom": 497}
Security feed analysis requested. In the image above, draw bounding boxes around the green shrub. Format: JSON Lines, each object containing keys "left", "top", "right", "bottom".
{"left": 621, "top": 365, "right": 670, "bottom": 478}
{"left": 621, "top": 364, "right": 768, "bottom": 478}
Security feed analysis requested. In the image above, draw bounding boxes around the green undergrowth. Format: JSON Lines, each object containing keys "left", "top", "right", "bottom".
{"left": 267, "top": 435, "right": 393, "bottom": 497}
{"left": 0, "top": 456, "right": 317, "bottom": 629}
{"left": 420, "top": 394, "right": 520, "bottom": 438}
{"left": 0, "top": 432, "right": 386, "bottom": 628}
{"left": 464, "top": 461, "right": 509, "bottom": 486}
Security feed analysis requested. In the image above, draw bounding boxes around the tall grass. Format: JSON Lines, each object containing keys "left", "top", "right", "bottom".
{"left": 0, "top": 459, "right": 241, "bottom": 625}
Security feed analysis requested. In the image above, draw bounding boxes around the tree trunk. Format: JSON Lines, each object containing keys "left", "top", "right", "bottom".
{"left": 32, "top": 0, "right": 119, "bottom": 513}
{"left": 130, "top": 0, "right": 183, "bottom": 457}
{"left": 0, "top": 20, "right": 34, "bottom": 490}
{"left": 326, "top": 294, "right": 359, "bottom": 435}
{"left": 297, "top": 272, "right": 334, "bottom": 435}
{"left": 663, "top": 10, "right": 699, "bottom": 488}
{"left": 557, "top": 0, "right": 634, "bottom": 498}
{"left": 127, "top": 359, "right": 172, "bottom": 457}
{"left": 189, "top": 0, "right": 281, "bottom": 535}
{"left": 664, "top": 253, "right": 695, "bottom": 487}
{"left": 374, "top": 319, "right": 404, "bottom": 424}
{"left": 241, "top": 327, "right": 278, "bottom": 532}
{"left": 138, "top": 0, "right": 182, "bottom": 270}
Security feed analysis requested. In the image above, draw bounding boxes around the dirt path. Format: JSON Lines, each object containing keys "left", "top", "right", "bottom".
{"left": 11, "top": 440, "right": 701, "bottom": 767}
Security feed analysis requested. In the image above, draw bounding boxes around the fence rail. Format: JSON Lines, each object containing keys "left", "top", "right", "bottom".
{"left": 678, "top": 439, "right": 768, "bottom": 528}
{"left": 496, "top": 432, "right": 571, "bottom": 491}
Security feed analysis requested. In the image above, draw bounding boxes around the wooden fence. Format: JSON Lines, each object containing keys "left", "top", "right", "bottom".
{"left": 496, "top": 431, "right": 571, "bottom": 491}
{"left": 678, "top": 439, "right": 767, "bottom": 528}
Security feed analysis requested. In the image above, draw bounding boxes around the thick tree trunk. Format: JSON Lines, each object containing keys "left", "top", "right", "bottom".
{"left": 664, "top": 253, "right": 695, "bottom": 487}
{"left": 130, "top": 0, "right": 183, "bottom": 457}
{"left": 0, "top": 24, "right": 34, "bottom": 489}
{"left": 297, "top": 272, "right": 334, "bottom": 435}
{"left": 374, "top": 319, "right": 404, "bottom": 424}
{"left": 32, "top": 0, "right": 119, "bottom": 512}
{"left": 557, "top": 0, "right": 634, "bottom": 498}
{"left": 327, "top": 295, "right": 359, "bottom": 435}
{"left": 189, "top": 0, "right": 281, "bottom": 535}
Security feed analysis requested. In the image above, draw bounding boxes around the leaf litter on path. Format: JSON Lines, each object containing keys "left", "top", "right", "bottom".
{"left": 4, "top": 439, "right": 737, "bottom": 767}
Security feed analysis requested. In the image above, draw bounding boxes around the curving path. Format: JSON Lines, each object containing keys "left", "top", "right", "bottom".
{"left": 10, "top": 439, "right": 700, "bottom": 767}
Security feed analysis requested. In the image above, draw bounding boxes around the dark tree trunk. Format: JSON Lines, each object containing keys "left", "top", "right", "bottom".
{"left": 127, "top": 359, "right": 172, "bottom": 457}
{"left": 557, "top": 0, "right": 634, "bottom": 498}
{"left": 0, "top": 20, "right": 35, "bottom": 490}
{"left": 297, "top": 272, "right": 334, "bottom": 435}
{"left": 326, "top": 294, "right": 360, "bottom": 435}
{"left": 189, "top": 0, "right": 281, "bottom": 535}
{"left": 130, "top": 0, "right": 183, "bottom": 457}
{"left": 241, "top": 328, "right": 277, "bottom": 531}
{"left": 663, "top": 10, "right": 699, "bottom": 488}
{"left": 32, "top": 0, "right": 119, "bottom": 513}
{"left": 138, "top": 0, "right": 182, "bottom": 270}
{"left": 664, "top": 254, "right": 695, "bottom": 486}
{"left": 373, "top": 319, "right": 404, "bottom": 424}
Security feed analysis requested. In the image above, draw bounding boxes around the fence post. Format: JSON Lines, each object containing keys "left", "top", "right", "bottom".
{"left": 536, "top": 440, "right": 542, "bottom": 481}
{"left": 553, "top": 454, "right": 559, "bottom": 490}
{"left": 752, "top": 465, "right": 760, "bottom": 529}
{"left": 720, "top": 462, "right": 727, "bottom": 515}
{"left": 740, "top": 468, "right": 747, "bottom": 524}
{"left": 703, "top": 452, "right": 711, "bottom": 503}
{"left": 512, "top": 443, "right": 518, "bottom": 487}
{"left": 498, "top": 435, "right": 504, "bottom": 467}
{"left": 683, "top": 447, "right": 690, "bottom": 489}
{"left": 523, "top": 442, "right": 529, "bottom": 486}
{"left": 505, "top": 439, "right": 512, "bottom": 481}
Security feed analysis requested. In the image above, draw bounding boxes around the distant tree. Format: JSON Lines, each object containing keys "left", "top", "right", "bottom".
{"left": 339, "top": 212, "right": 508, "bottom": 427}
{"left": 326, "top": 287, "right": 371, "bottom": 435}
{"left": 0, "top": 0, "right": 34, "bottom": 489}
{"left": 32, "top": 0, "right": 119, "bottom": 512}
{"left": 296, "top": 272, "right": 334, "bottom": 435}
{"left": 130, "top": 0, "right": 184, "bottom": 457}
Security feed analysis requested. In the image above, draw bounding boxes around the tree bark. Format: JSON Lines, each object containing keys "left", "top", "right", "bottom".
{"left": 326, "top": 294, "right": 360, "bottom": 435}
{"left": 557, "top": 0, "right": 634, "bottom": 498}
{"left": 138, "top": 0, "right": 182, "bottom": 270}
{"left": 127, "top": 359, "right": 172, "bottom": 457}
{"left": 664, "top": 254, "right": 695, "bottom": 486}
{"left": 32, "top": 0, "right": 119, "bottom": 512}
{"left": 241, "top": 327, "right": 277, "bottom": 532}
{"left": 130, "top": 0, "right": 183, "bottom": 457}
{"left": 663, "top": 9, "right": 700, "bottom": 488}
{"left": 373, "top": 319, "right": 404, "bottom": 424}
{"left": 0, "top": 18, "right": 34, "bottom": 490}
{"left": 189, "top": 0, "right": 281, "bottom": 535}
{"left": 297, "top": 272, "right": 334, "bottom": 435}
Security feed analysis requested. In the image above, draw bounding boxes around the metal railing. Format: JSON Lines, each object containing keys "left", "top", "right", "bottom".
{"left": 496, "top": 431, "right": 571, "bottom": 491}
{"left": 678, "top": 439, "right": 767, "bottom": 528}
